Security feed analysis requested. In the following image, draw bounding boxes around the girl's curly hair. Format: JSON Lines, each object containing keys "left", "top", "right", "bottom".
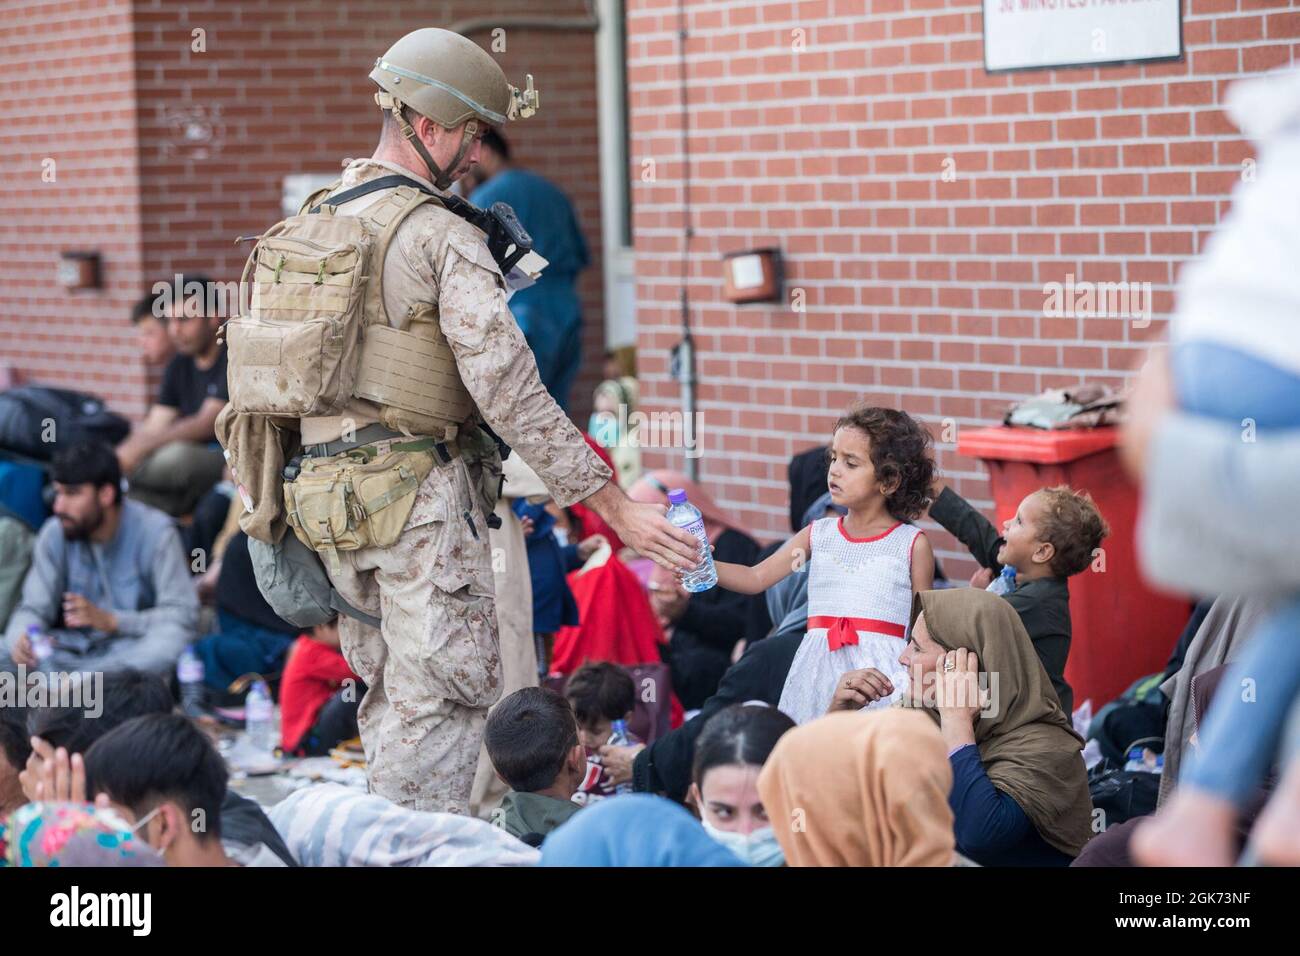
{"left": 831, "top": 405, "right": 935, "bottom": 521}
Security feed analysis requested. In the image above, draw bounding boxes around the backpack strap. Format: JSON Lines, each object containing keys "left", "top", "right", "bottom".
{"left": 298, "top": 179, "right": 343, "bottom": 216}
{"left": 308, "top": 175, "right": 442, "bottom": 333}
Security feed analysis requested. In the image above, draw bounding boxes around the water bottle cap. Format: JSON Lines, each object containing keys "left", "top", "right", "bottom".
{"left": 667, "top": 489, "right": 688, "bottom": 505}
{"left": 1001, "top": 565, "right": 1017, "bottom": 578}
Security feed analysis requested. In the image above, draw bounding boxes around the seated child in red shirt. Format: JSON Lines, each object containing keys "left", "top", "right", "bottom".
{"left": 279, "top": 617, "right": 364, "bottom": 756}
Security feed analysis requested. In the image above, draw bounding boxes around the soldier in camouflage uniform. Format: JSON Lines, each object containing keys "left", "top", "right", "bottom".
{"left": 293, "top": 29, "right": 698, "bottom": 813}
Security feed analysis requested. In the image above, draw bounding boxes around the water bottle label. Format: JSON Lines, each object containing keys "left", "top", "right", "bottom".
{"left": 677, "top": 515, "right": 708, "bottom": 543}
{"left": 178, "top": 657, "right": 204, "bottom": 682}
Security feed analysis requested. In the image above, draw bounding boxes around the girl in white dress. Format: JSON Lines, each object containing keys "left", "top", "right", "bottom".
{"left": 709, "top": 406, "right": 935, "bottom": 724}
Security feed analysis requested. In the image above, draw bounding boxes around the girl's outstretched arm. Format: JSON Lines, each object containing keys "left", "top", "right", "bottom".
{"left": 713, "top": 524, "right": 812, "bottom": 595}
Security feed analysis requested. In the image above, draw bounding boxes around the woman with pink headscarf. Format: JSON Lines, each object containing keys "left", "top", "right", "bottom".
{"left": 628, "top": 471, "right": 771, "bottom": 710}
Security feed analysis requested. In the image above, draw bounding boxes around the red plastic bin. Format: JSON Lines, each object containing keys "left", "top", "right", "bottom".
{"left": 956, "top": 426, "right": 1192, "bottom": 711}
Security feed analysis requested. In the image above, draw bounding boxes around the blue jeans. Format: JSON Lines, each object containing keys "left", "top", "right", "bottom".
{"left": 1182, "top": 599, "right": 1300, "bottom": 806}
{"left": 1173, "top": 342, "right": 1300, "bottom": 807}
{"left": 195, "top": 609, "right": 295, "bottom": 691}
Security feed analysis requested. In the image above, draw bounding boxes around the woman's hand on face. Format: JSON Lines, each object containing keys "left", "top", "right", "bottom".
{"left": 827, "top": 668, "right": 895, "bottom": 713}
{"left": 934, "top": 648, "right": 984, "bottom": 737}
{"left": 20, "top": 737, "right": 87, "bottom": 804}
{"left": 596, "top": 743, "right": 645, "bottom": 785}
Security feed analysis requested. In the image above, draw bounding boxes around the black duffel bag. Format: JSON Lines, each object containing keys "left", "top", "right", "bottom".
{"left": 0, "top": 385, "right": 130, "bottom": 461}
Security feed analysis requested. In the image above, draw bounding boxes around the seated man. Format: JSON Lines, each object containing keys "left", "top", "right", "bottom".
{"left": 485, "top": 687, "right": 585, "bottom": 843}
{"left": 130, "top": 287, "right": 176, "bottom": 368}
{"left": 116, "top": 275, "right": 228, "bottom": 517}
{"left": 19, "top": 669, "right": 296, "bottom": 866}
{"left": 83, "top": 712, "right": 290, "bottom": 866}
{"left": 0, "top": 504, "right": 36, "bottom": 627}
{"left": 2, "top": 441, "right": 198, "bottom": 674}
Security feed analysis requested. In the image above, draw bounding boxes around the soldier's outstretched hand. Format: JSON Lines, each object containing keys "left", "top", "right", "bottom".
{"left": 581, "top": 482, "right": 701, "bottom": 571}
{"left": 613, "top": 501, "right": 701, "bottom": 572}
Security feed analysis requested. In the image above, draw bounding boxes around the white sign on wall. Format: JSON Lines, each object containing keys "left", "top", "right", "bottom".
{"left": 984, "top": 0, "right": 1181, "bottom": 72}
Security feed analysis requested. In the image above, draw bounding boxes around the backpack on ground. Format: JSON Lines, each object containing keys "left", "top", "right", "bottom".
{"left": 0, "top": 385, "right": 129, "bottom": 461}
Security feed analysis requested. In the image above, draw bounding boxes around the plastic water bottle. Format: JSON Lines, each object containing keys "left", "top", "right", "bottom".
{"left": 177, "top": 647, "right": 206, "bottom": 717}
{"left": 1125, "top": 746, "right": 1164, "bottom": 774}
{"left": 986, "top": 565, "right": 1017, "bottom": 595}
{"left": 667, "top": 488, "right": 717, "bottom": 592}
{"left": 609, "top": 718, "right": 630, "bottom": 748}
{"left": 26, "top": 624, "right": 54, "bottom": 663}
{"left": 245, "top": 679, "right": 277, "bottom": 753}
{"left": 607, "top": 719, "right": 634, "bottom": 795}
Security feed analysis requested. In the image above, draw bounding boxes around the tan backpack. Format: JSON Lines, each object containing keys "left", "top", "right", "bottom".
{"left": 224, "top": 175, "right": 473, "bottom": 430}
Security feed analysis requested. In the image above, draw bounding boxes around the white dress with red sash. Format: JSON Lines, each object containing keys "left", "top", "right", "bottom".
{"left": 776, "top": 516, "right": 921, "bottom": 725}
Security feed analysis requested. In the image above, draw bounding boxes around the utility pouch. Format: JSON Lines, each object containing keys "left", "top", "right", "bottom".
{"left": 283, "top": 448, "right": 435, "bottom": 571}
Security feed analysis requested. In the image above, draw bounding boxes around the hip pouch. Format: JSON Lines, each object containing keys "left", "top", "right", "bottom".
{"left": 284, "top": 448, "right": 435, "bottom": 571}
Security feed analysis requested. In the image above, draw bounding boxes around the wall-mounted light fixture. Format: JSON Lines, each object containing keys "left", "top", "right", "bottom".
{"left": 722, "top": 247, "right": 782, "bottom": 305}
{"left": 57, "top": 251, "right": 101, "bottom": 291}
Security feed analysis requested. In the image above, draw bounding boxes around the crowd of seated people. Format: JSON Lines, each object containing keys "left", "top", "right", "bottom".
{"left": 2, "top": 241, "right": 1298, "bottom": 868}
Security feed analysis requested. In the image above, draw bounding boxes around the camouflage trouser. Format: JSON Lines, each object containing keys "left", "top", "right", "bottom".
{"left": 328, "top": 457, "right": 502, "bottom": 814}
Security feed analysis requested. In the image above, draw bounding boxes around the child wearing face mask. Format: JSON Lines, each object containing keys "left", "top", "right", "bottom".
{"left": 711, "top": 405, "right": 937, "bottom": 725}
{"left": 689, "top": 703, "right": 796, "bottom": 867}
{"left": 927, "top": 481, "right": 1108, "bottom": 717}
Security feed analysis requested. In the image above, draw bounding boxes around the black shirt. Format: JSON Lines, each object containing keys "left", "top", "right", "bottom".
{"left": 158, "top": 347, "right": 228, "bottom": 419}
{"left": 929, "top": 486, "right": 1075, "bottom": 715}
{"left": 666, "top": 528, "right": 772, "bottom": 710}
{"left": 635, "top": 627, "right": 803, "bottom": 803}
{"left": 216, "top": 531, "right": 299, "bottom": 636}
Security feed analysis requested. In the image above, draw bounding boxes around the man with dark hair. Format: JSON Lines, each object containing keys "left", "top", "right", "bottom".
{"left": 469, "top": 128, "right": 590, "bottom": 411}
{"left": 26, "top": 669, "right": 173, "bottom": 755}
{"left": 2, "top": 440, "right": 198, "bottom": 674}
{"left": 84, "top": 712, "right": 289, "bottom": 866}
{"left": 117, "top": 274, "right": 229, "bottom": 516}
{"left": 130, "top": 288, "right": 176, "bottom": 368}
{"left": 485, "top": 687, "right": 585, "bottom": 841}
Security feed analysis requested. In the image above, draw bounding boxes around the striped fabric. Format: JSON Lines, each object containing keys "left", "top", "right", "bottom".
{"left": 268, "top": 783, "right": 539, "bottom": 867}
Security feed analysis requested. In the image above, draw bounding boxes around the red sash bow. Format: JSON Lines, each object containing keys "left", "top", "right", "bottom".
{"left": 807, "top": 615, "right": 906, "bottom": 652}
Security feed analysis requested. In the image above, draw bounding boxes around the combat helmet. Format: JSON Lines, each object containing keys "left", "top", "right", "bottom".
{"left": 370, "top": 28, "right": 539, "bottom": 189}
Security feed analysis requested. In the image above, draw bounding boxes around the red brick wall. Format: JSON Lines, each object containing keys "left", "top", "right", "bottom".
{"left": 627, "top": 0, "right": 1295, "bottom": 575}
{"left": 2, "top": 0, "right": 605, "bottom": 424}
{"left": 0, "top": 0, "right": 148, "bottom": 413}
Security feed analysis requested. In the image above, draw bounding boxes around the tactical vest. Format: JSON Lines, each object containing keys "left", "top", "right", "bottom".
{"left": 225, "top": 178, "right": 474, "bottom": 440}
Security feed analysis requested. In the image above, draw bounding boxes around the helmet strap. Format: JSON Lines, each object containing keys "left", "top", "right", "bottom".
{"left": 376, "top": 91, "right": 453, "bottom": 190}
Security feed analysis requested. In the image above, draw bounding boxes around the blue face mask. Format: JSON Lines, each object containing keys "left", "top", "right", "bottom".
{"left": 588, "top": 412, "right": 620, "bottom": 448}
{"left": 701, "top": 819, "right": 785, "bottom": 867}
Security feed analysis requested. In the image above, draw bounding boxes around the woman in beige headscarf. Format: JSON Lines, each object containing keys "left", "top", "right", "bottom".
{"left": 898, "top": 588, "right": 1094, "bottom": 865}
{"left": 757, "top": 708, "right": 957, "bottom": 866}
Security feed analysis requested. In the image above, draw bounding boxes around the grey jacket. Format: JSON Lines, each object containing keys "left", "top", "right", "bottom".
{"left": 1138, "top": 413, "right": 1300, "bottom": 598}
{"left": 3, "top": 499, "right": 198, "bottom": 673}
